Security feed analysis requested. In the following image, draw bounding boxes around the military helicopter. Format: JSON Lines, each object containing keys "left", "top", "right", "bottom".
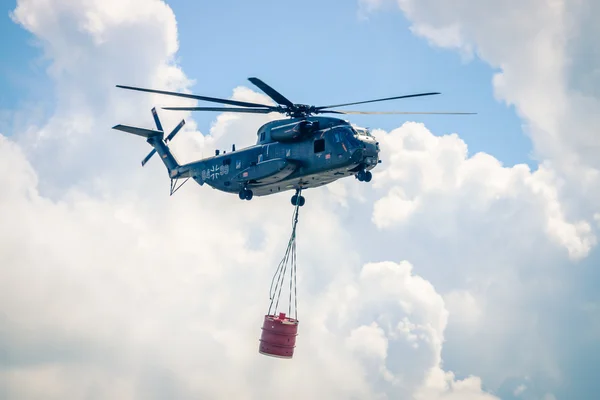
{"left": 112, "top": 77, "right": 473, "bottom": 206}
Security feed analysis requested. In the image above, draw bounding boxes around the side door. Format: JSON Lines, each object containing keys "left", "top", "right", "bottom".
{"left": 258, "top": 143, "right": 272, "bottom": 164}
{"left": 327, "top": 128, "right": 348, "bottom": 165}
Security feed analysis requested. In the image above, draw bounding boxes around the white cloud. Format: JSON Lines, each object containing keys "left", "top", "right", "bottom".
{"left": 1, "top": 1, "right": 497, "bottom": 399}
{"left": 9, "top": 0, "right": 198, "bottom": 197}
{"left": 443, "top": 290, "right": 482, "bottom": 330}
{"left": 2, "top": 0, "right": 598, "bottom": 399}
{"left": 370, "top": 122, "right": 596, "bottom": 260}
{"left": 1, "top": 130, "right": 497, "bottom": 398}
{"left": 414, "top": 370, "right": 499, "bottom": 400}
{"left": 346, "top": 322, "right": 389, "bottom": 360}
{"left": 372, "top": 186, "right": 420, "bottom": 227}
{"left": 363, "top": 0, "right": 600, "bottom": 228}
{"left": 310, "top": 260, "right": 498, "bottom": 399}
{"left": 514, "top": 384, "right": 527, "bottom": 396}
{"left": 355, "top": 0, "right": 600, "bottom": 396}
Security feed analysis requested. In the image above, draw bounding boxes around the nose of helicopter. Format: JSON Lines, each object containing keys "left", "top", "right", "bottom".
{"left": 362, "top": 140, "right": 379, "bottom": 167}
{"left": 349, "top": 139, "right": 379, "bottom": 168}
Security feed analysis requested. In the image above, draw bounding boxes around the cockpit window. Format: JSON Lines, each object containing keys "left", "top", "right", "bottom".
{"left": 331, "top": 127, "right": 351, "bottom": 141}
{"left": 353, "top": 127, "right": 372, "bottom": 137}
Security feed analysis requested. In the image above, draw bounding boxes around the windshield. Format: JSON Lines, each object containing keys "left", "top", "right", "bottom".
{"left": 352, "top": 126, "right": 373, "bottom": 138}
{"left": 331, "top": 126, "right": 361, "bottom": 147}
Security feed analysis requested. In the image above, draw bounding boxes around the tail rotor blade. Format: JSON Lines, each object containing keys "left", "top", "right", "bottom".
{"left": 139, "top": 111, "right": 185, "bottom": 167}
{"left": 151, "top": 107, "right": 163, "bottom": 131}
{"left": 165, "top": 119, "right": 185, "bottom": 142}
{"left": 141, "top": 149, "right": 156, "bottom": 167}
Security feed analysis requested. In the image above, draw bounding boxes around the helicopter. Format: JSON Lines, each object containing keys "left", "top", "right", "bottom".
{"left": 112, "top": 77, "right": 473, "bottom": 206}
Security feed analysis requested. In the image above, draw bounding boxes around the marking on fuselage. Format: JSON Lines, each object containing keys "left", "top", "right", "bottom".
{"left": 201, "top": 164, "right": 229, "bottom": 181}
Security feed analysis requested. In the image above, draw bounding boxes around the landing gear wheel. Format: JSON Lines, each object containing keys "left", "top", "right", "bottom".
{"left": 291, "top": 195, "right": 305, "bottom": 206}
{"left": 364, "top": 171, "right": 372, "bottom": 182}
{"left": 239, "top": 188, "right": 253, "bottom": 200}
{"left": 357, "top": 170, "right": 366, "bottom": 182}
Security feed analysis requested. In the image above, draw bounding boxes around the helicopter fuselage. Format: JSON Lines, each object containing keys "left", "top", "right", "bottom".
{"left": 174, "top": 116, "right": 380, "bottom": 198}
{"left": 113, "top": 76, "right": 469, "bottom": 205}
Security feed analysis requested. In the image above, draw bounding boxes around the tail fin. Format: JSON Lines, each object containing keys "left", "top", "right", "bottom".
{"left": 112, "top": 108, "right": 185, "bottom": 175}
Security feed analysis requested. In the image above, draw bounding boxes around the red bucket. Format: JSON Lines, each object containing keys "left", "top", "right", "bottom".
{"left": 258, "top": 312, "right": 299, "bottom": 359}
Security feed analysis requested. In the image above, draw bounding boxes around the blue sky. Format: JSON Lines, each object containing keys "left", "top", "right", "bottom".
{"left": 1, "top": 0, "right": 532, "bottom": 169}
{"left": 0, "top": 2, "right": 53, "bottom": 129}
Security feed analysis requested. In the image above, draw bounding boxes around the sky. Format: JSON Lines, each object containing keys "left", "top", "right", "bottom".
{"left": 1, "top": 0, "right": 599, "bottom": 399}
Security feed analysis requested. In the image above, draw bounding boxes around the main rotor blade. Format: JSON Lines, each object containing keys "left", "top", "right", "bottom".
{"left": 314, "top": 110, "right": 346, "bottom": 114}
{"left": 320, "top": 110, "right": 477, "bottom": 115}
{"left": 248, "top": 77, "right": 295, "bottom": 108}
{"left": 316, "top": 92, "right": 441, "bottom": 110}
{"left": 116, "top": 85, "right": 274, "bottom": 109}
{"left": 162, "top": 106, "right": 276, "bottom": 114}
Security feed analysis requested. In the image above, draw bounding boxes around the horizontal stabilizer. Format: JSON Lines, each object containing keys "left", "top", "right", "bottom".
{"left": 112, "top": 124, "right": 163, "bottom": 138}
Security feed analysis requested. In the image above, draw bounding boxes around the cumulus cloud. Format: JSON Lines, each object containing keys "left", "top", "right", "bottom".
{"left": 371, "top": 122, "right": 596, "bottom": 260}
{"left": 9, "top": 0, "right": 198, "bottom": 196}
{"left": 360, "top": 0, "right": 600, "bottom": 229}
{"left": 3, "top": 0, "right": 598, "bottom": 399}
{"left": 356, "top": 0, "right": 600, "bottom": 397}
{"left": 1, "top": 1, "right": 498, "bottom": 399}
{"left": 321, "top": 260, "right": 500, "bottom": 399}
{"left": 0, "top": 130, "right": 498, "bottom": 399}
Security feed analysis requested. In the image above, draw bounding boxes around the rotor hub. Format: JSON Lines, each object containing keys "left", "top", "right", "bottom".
{"left": 284, "top": 104, "right": 315, "bottom": 118}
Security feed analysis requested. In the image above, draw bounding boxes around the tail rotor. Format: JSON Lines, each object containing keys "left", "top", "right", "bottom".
{"left": 141, "top": 107, "right": 185, "bottom": 166}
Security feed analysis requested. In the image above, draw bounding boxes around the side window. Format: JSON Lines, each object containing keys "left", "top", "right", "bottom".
{"left": 222, "top": 158, "right": 231, "bottom": 166}
{"left": 258, "top": 154, "right": 263, "bottom": 163}
{"left": 260, "top": 132, "right": 265, "bottom": 141}
{"left": 236, "top": 160, "right": 242, "bottom": 169}
{"left": 314, "top": 138, "right": 325, "bottom": 153}
{"left": 286, "top": 148, "right": 291, "bottom": 157}
{"left": 334, "top": 132, "right": 341, "bottom": 143}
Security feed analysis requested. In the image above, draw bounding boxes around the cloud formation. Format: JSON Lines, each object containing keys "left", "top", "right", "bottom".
{"left": 2, "top": 0, "right": 598, "bottom": 399}
{"left": 410, "top": 0, "right": 600, "bottom": 172}
{"left": 361, "top": 0, "right": 600, "bottom": 231}
{"left": 357, "top": 0, "right": 600, "bottom": 397}
{"left": 372, "top": 122, "right": 595, "bottom": 260}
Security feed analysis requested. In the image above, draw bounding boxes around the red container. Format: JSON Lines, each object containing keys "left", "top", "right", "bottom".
{"left": 258, "top": 312, "right": 299, "bottom": 359}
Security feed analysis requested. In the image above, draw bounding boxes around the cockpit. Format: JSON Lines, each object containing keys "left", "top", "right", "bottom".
{"left": 330, "top": 124, "right": 379, "bottom": 153}
{"left": 351, "top": 126, "right": 376, "bottom": 142}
